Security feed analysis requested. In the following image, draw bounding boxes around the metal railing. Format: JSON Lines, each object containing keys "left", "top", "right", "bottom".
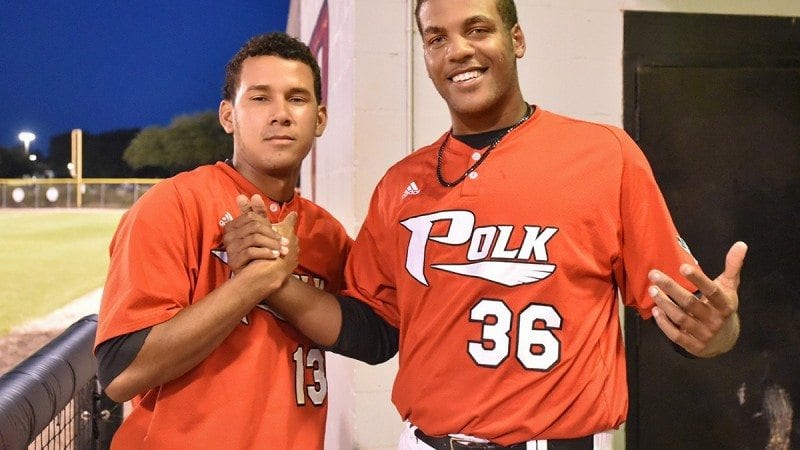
{"left": 0, "top": 179, "right": 160, "bottom": 209}
{"left": 0, "top": 315, "right": 122, "bottom": 450}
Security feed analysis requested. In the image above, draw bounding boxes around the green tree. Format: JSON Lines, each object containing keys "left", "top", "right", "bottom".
{"left": 122, "top": 127, "right": 167, "bottom": 172}
{"left": 124, "top": 111, "right": 232, "bottom": 176}
{"left": 47, "top": 129, "right": 140, "bottom": 178}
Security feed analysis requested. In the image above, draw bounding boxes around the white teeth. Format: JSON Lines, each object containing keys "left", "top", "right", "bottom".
{"left": 451, "top": 70, "right": 482, "bottom": 83}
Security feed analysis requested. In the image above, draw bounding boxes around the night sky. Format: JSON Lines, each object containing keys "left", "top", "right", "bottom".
{"left": 0, "top": 1, "right": 290, "bottom": 155}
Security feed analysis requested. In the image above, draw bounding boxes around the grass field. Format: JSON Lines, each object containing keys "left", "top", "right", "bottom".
{"left": 0, "top": 209, "right": 125, "bottom": 335}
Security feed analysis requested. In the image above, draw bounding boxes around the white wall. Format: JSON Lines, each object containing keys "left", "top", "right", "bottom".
{"left": 289, "top": 1, "right": 409, "bottom": 449}
{"left": 290, "top": 1, "right": 800, "bottom": 449}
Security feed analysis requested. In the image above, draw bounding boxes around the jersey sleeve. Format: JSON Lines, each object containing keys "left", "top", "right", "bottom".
{"left": 329, "top": 220, "right": 354, "bottom": 294}
{"left": 611, "top": 127, "right": 699, "bottom": 318}
{"left": 342, "top": 178, "right": 401, "bottom": 327}
{"left": 94, "top": 180, "right": 196, "bottom": 348}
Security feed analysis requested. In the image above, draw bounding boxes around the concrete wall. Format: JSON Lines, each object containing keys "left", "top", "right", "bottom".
{"left": 288, "top": 1, "right": 409, "bottom": 449}
{"left": 289, "top": 1, "right": 800, "bottom": 449}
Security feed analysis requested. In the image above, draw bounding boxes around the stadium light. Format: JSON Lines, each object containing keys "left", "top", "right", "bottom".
{"left": 29, "top": 154, "right": 37, "bottom": 161}
{"left": 18, "top": 131, "right": 36, "bottom": 154}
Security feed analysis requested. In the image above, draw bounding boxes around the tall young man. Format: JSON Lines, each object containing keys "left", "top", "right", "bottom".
{"left": 93, "top": 33, "right": 369, "bottom": 449}
{"left": 225, "top": 1, "right": 747, "bottom": 448}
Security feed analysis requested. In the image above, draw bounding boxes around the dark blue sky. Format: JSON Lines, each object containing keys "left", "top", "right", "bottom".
{"left": 0, "top": 1, "right": 290, "bottom": 154}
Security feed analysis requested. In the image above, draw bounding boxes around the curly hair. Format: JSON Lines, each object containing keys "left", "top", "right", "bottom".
{"left": 223, "top": 32, "right": 322, "bottom": 103}
{"left": 414, "top": 0, "right": 518, "bottom": 34}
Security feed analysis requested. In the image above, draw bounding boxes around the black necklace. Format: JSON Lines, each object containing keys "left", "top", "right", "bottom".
{"left": 436, "top": 103, "right": 533, "bottom": 187}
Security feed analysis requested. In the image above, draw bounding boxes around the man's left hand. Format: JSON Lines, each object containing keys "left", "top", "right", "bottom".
{"left": 648, "top": 241, "right": 748, "bottom": 358}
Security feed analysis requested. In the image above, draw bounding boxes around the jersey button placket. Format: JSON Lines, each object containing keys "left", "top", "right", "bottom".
{"left": 461, "top": 154, "right": 480, "bottom": 197}
{"left": 267, "top": 202, "right": 280, "bottom": 222}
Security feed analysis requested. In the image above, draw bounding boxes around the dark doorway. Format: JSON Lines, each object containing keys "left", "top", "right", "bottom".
{"left": 624, "top": 12, "right": 800, "bottom": 450}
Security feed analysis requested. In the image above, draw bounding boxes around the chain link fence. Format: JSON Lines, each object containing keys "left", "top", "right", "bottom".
{"left": 0, "top": 179, "right": 160, "bottom": 209}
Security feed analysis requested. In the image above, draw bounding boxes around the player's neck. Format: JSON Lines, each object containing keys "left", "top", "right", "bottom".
{"left": 251, "top": 175, "right": 298, "bottom": 203}
{"left": 449, "top": 95, "right": 527, "bottom": 135}
{"left": 231, "top": 159, "right": 299, "bottom": 203}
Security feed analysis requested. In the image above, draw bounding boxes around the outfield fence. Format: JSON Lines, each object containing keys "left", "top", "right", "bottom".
{"left": 0, "top": 179, "right": 160, "bottom": 209}
{"left": 0, "top": 315, "right": 122, "bottom": 450}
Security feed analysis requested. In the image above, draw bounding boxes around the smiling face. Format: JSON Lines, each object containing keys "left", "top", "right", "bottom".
{"left": 219, "top": 55, "right": 326, "bottom": 194}
{"left": 418, "top": 0, "right": 526, "bottom": 134}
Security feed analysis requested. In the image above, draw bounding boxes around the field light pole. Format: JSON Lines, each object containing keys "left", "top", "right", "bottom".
{"left": 70, "top": 129, "right": 83, "bottom": 208}
{"left": 18, "top": 131, "right": 36, "bottom": 154}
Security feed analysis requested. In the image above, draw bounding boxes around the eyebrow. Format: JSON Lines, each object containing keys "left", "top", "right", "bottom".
{"left": 244, "top": 85, "right": 312, "bottom": 96}
{"left": 422, "top": 24, "right": 446, "bottom": 36}
{"left": 245, "top": 84, "right": 272, "bottom": 92}
{"left": 464, "top": 15, "right": 494, "bottom": 27}
{"left": 422, "top": 15, "right": 495, "bottom": 35}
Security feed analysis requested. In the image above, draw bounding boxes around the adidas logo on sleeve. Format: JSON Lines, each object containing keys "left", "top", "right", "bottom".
{"left": 402, "top": 181, "right": 420, "bottom": 199}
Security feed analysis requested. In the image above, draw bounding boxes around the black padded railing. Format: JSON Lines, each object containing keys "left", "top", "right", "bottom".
{"left": 0, "top": 314, "right": 122, "bottom": 449}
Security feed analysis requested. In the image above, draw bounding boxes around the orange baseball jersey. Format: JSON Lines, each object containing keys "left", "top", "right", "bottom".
{"left": 95, "top": 162, "right": 351, "bottom": 450}
{"left": 343, "top": 108, "right": 698, "bottom": 445}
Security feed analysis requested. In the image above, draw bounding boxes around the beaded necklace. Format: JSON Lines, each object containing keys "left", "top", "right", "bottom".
{"left": 436, "top": 103, "right": 533, "bottom": 187}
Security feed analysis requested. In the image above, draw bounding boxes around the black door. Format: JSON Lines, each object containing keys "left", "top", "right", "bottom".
{"left": 624, "top": 12, "right": 800, "bottom": 450}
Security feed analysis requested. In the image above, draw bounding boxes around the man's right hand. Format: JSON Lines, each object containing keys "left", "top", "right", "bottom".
{"left": 223, "top": 194, "right": 299, "bottom": 290}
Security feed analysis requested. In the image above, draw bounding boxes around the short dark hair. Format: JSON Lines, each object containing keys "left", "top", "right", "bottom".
{"left": 414, "top": 0, "right": 519, "bottom": 34}
{"left": 223, "top": 32, "right": 322, "bottom": 103}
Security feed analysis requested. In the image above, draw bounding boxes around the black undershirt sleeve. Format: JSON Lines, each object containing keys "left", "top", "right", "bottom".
{"left": 95, "top": 295, "right": 398, "bottom": 387}
{"left": 325, "top": 295, "right": 399, "bottom": 365}
{"left": 95, "top": 327, "right": 152, "bottom": 389}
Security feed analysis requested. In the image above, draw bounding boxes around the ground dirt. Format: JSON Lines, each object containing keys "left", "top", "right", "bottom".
{"left": 0, "top": 289, "right": 101, "bottom": 374}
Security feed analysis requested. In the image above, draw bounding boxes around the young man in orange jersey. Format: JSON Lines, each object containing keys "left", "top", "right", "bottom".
{"left": 93, "top": 33, "right": 391, "bottom": 449}
{"left": 224, "top": 1, "right": 748, "bottom": 449}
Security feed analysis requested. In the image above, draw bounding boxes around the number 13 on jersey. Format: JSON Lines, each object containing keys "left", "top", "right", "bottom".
{"left": 292, "top": 347, "right": 327, "bottom": 406}
{"left": 469, "top": 299, "right": 563, "bottom": 370}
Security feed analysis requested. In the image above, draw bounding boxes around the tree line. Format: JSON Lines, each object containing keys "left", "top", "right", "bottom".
{"left": 0, "top": 111, "right": 232, "bottom": 179}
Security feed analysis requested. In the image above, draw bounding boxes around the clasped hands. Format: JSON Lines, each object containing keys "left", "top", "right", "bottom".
{"left": 223, "top": 194, "right": 299, "bottom": 294}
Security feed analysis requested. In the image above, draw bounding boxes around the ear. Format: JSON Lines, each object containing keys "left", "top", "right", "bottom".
{"left": 511, "top": 24, "right": 526, "bottom": 59}
{"left": 314, "top": 104, "right": 328, "bottom": 137}
{"left": 219, "top": 100, "right": 234, "bottom": 134}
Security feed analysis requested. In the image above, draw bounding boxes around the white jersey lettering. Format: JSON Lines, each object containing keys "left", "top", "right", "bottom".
{"left": 467, "top": 226, "right": 497, "bottom": 260}
{"left": 401, "top": 210, "right": 559, "bottom": 286}
{"left": 400, "top": 211, "right": 475, "bottom": 286}
{"left": 491, "top": 225, "right": 518, "bottom": 259}
{"left": 518, "top": 226, "right": 559, "bottom": 261}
